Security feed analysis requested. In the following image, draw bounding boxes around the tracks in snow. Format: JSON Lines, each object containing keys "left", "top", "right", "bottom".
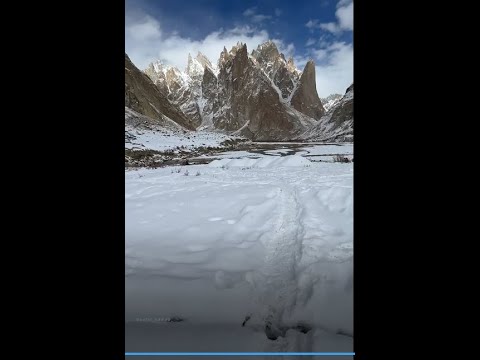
{"left": 259, "top": 184, "right": 305, "bottom": 321}
{"left": 245, "top": 183, "right": 315, "bottom": 357}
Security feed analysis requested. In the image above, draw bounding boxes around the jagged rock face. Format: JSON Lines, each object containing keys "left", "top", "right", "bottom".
{"left": 145, "top": 54, "right": 215, "bottom": 129}
{"left": 251, "top": 40, "right": 281, "bottom": 62}
{"left": 321, "top": 93, "right": 342, "bottom": 112}
{"left": 214, "top": 44, "right": 251, "bottom": 130}
{"left": 144, "top": 57, "right": 203, "bottom": 128}
{"left": 186, "top": 53, "right": 204, "bottom": 79}
{"left": 142, "top": 40, "right": 329, "bottom": 140}
{"left": 124, "top": 53, "right": 195, "bottom": 130}
{"left": 218, "top": 47, "right": 231, "bottom": 68}
{"left": 212, "top": 44, "right": 303, "bottom": 140}
{"left": 330, "top": 84, "right": 353, "bottom": 128}
{"left": 299, "top": 83, "right": 353, "bottom": 142}
{"left": 165, "top": 66, "right": 202, "bottom": 128}
{"left": 200, "top": 67, "right": 219, "bottom": 128}
{"left": 194, "top": 52, "right": 215, "bottom": 73}
{"left": 251, "top": 41, "right": 300, "bottom": 100}
{"left": 290, "top": 61, "right": 325, "bottom": 119}
{"left": 144, "top": 63, "right": 169, "bottom": 96}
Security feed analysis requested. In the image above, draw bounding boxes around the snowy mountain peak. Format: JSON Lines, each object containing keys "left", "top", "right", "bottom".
{"left": 152, "top": 60, "right": 164, "bottom": 73}
{"left": 286, "top": 57, "right": 297, "bottom": 73}
{"left": 321, "top": 93, "right": 342, "bottom": 112}
{"left": 218, "top": 46, "right": 230, "bottom": 67}
{"left": 147, "top": 60, "right": 173, "bottom": 77}
{"left": 136, "top": 39, "right": 350, "bottom": 140}
{"left": 229, "top": 42, "right": 246, "bottom": 57}
{"left": 252, "top": 40, "right": 280, "bottom": 63}
{"left": 186, "top": 53, "right": 203, "bottom": 78}
{"left": 196, "top": 51, "right": 213, "bottom": 69}
{"left": 258, "top": 39, "right": 277, "bottom": 50}
{"left": 165, "top": 66, "right": 188, "bottom": 86}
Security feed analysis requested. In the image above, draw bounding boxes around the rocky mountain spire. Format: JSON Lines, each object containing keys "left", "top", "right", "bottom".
{"left": 290, "top": 60, "right": 325, "bottom": 119}
{"left": 186, "top": 53, "right": 195, "bottom": 75}
{"left": 218, "top": 46, "right": 230, "bottom": 67}
{"left": 286, "top": 57, "right": 296, "bottom": 71}
{"left": 252, "top": 40, "right": 280, "bottom": 63}
{"left": 138, "top": 40, "right": 348, "bottom": 140}
{"left": 195, "top": 51, "right": 214, "bottom": 71}
{"left": 251, "top": 41, "right": 300, "bottom": 100}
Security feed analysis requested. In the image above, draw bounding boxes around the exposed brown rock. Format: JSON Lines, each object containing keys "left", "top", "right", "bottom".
{"left": 290, "top": 60, "right": 325, "bottom": 119}
{"left": 140, "top": 41, "right": 335, "bottom": 140}
{"left": 251, "top": 41, "right": 300, "bottom": 100}
{"left": 211, "top": 43, "right": 306, "bottom": 140}
{"left": 124, "top": 53, "right": 195, "bottom": 130}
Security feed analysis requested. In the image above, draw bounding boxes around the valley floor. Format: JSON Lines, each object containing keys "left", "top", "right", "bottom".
{"left": 125, "top": 144, "right": 353, "bottom": 358}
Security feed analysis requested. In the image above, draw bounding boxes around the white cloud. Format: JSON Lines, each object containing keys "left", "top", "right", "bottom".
{"left": 336, "top": 2, "right": 353, "bottom": 31}
{"left": 313, "top": 49, "right": 328, "bottom": 60}
{"left": 125, "top": 15, "right": 162, "bottom": 41}
{"left": 243, "top": 7, "right": 257, "bottom": 17}
{"left": 125, "top": 9, "right": 352, "bottom": 97}
{"left": 274, "top": 8, "right": 282, "bottom": 16}
{"left": 337, "top": 0, "right": 352, "bottom": 8}
{"left": 243, "top": 6, "right": 272, "bottom": 23}
{"left": 313, "top": 41, "right": 353, "bottom": 97}
{"left": 305, "top": 19, "right": 320, "bottom": 29}
{"left": 307, "top": 0, "right": 353, "bottom": 34}
{"left": 272, "top": 39, "right": 295, "bottom": 58}
{"left": 251, "top": 14, "right": 272, "bottom": 23}
{"left": 125, "top": 14, "right": 270, "bottom": 71}
{"left": 292, "top": 41, "right": 352, "bottom": 96}
{"left": 319, "top": 22, "right": 341, "bottom": 34}
{"left": 307, "top": 19, "right": 341, "bottom": 33}
{"left": 306, "top": 38, "right": 317, "bottom": 46}
{"left": 322, "top": 1, "right": 353, "bottom": 33}
{"left": 288, "top": 42, "right": 353, "bottom": 98}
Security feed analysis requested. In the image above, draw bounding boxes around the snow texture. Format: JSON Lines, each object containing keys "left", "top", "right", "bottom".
{"left": 125, "top": 124, "right": 242, "bottom": 152}
{"left": 125, "top": 144, "right": 353, "bottom": 355}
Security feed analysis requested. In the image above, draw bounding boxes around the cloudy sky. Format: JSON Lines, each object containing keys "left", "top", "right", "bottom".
{"left": 125, "top": 0, "right": 353, "bottom": 97}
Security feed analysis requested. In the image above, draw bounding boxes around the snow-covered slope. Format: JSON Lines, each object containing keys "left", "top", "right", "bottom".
{"left": 125, "top": 54, "right": 195, "bottom": 131}
{"left": 321, "top": 93, "right": 342, "bottom": 112}
{"left": 125, "top": 106, "right": 247, "bottom": 153}
{"left": 125, "top": 145, "right": 353, "bottom": 353}
{"left": 300, "top": 84, "right": 353, "bottom": 142}
{"left": 125, "top": 107, "right": 185, "bottom": 132}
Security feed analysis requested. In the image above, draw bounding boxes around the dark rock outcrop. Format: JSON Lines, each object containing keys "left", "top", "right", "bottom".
{"left": 125, "top": 54, "right": 195, "bottom": 130}
{"left": 211, "top": 43, "right": 304, "bottom": 140}
{"left": 290, "top": 60, "right": 325, "bottom": 119}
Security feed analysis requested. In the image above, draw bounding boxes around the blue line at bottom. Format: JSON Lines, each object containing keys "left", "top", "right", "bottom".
{"left": 125, "top": 353, "right": 355, "bottom": 356}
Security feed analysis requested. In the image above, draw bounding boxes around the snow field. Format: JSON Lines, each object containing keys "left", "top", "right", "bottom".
{"left": 125, "top": 146, "right": 353, "bottom": 354}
